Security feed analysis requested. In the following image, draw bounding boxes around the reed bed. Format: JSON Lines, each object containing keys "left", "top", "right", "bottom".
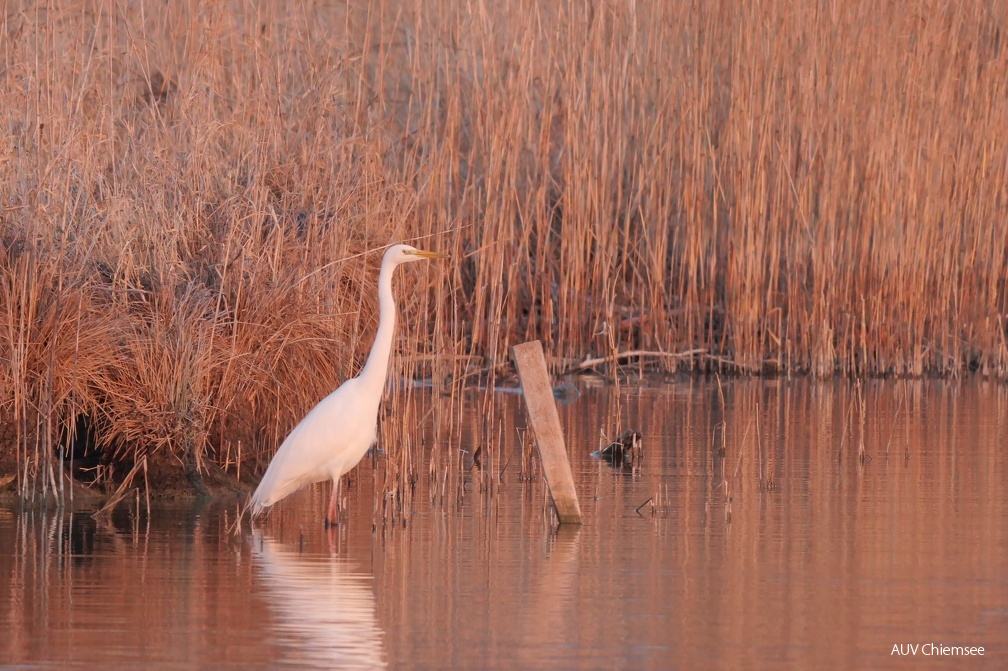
{"left": 1, "top": 0, "right": 1006, "bottom": 496}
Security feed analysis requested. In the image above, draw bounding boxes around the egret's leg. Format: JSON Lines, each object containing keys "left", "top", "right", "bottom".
{"left": 325, "top": 477, "right": 341, "bottom": 527}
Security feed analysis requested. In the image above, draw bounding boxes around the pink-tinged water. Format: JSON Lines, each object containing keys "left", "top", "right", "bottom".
{"left": 2, "top": 379, "right": 1006, "bottom": 669}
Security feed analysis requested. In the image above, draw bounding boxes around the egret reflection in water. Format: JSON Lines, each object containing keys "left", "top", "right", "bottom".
{"left": 252, "top": 533, "right": 386, "bottom": 669}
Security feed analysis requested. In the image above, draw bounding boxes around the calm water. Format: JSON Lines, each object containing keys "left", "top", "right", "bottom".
{"left": 2, "top": 379, "right": 1006, "bottom": 669}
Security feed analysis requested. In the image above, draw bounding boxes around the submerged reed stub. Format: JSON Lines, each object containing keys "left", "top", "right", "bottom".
{"left": 511, "top": 340, "right": 582, "bottom": 525}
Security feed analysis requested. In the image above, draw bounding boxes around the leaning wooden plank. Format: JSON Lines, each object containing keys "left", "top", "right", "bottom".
{"left": 511, "top": 340, "right": 583, "bottom": 524}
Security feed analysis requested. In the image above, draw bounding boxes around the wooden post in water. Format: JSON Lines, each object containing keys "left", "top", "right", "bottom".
{"left": 511, "top": 340, "right": 583, "bottom": 524}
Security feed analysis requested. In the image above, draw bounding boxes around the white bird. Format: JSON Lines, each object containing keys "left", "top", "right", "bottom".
{"left": 249, "top": 243, "right": 448, "bottom": 525}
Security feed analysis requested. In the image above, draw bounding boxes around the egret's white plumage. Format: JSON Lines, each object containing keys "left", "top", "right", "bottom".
{"left": 249, "top": 244, "right": 447, "bottom": 524}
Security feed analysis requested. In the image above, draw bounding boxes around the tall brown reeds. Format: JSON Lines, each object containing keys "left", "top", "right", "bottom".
{"left": 2, "top": 0, "right": 1006, "bottom": 495}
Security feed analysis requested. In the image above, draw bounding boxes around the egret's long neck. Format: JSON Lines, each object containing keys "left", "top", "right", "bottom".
{"left": 358, "top": 259, "right": 397, "bottom": 396}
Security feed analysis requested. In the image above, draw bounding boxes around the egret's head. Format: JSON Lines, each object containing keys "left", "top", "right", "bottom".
{"left": 384, "top": 243, "right": 449, "bottom": 265}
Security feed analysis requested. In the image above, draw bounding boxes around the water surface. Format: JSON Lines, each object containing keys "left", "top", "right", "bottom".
{"left": 2, "top": 379, "right": 1006, "bottom": 669}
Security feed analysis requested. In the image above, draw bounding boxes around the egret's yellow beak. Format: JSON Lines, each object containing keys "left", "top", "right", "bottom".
{"left": 407, "top": 249, "right": 450, "bottom": 259}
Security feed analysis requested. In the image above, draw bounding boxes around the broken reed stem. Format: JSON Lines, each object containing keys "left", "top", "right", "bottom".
{"left": 93, "top": 456, "right": 147, "bottom": 518}
{"left": 564, "top": 349, "right": 709, "bottom": 374}
{"left": 884, "top": 386, "right": 904, "bottom": 459}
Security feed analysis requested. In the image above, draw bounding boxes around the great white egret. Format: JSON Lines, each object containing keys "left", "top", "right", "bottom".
{"left": 249, "top": 244, "right": 448, "bottom": 525}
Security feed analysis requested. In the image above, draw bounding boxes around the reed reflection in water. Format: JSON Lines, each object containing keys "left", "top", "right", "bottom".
{"left": 0, "top": 379, "right": 1006, "bottom": 669}
{"left": 0, "top": 503, "right": 275, "bottom": 669}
